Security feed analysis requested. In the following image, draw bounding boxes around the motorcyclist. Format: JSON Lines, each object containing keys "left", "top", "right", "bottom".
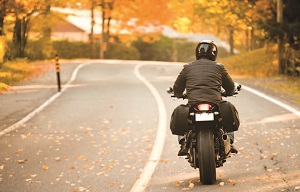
{"left": 172, "top": 40, "right": 238, "bottom": 156}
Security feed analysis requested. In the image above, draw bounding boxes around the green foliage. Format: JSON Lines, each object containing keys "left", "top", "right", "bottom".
{"left": 259, "top": 0, "right": 300, "bottom": 41}
{"left": 53, "top": 40, "right": 91, "bottom": 59}
{"left": 132, "top": 36, "right": 203, "bottom": 62}
{"left": 25, "top": 39, "right": 54, "bottom": 60}
{"left": 105, "top": 43, "right": 140, "bottom": 60}
{"left": 132, "top": 36, "right": 173, "bottom": 61}
{"left": 23, "top": 37, "right": 231, "bottom": 61}
{"left": 173, "top": 40, "right": 195, "bottom": 62}
{"left": 132, "top": 36, "right": 230, "bottom": 62}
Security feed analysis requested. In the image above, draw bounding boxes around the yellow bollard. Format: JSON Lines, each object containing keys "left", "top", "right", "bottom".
{"left": 55, "top": 55, "right": 61, "bottom": 92}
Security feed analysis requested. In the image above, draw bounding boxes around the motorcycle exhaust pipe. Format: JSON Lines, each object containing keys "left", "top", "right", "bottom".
{"left": 222, "top": 134, "right": 231, "bottom": 155}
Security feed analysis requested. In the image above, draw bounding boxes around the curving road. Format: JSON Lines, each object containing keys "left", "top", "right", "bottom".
{"left": 0, "top": 60, "right": 299, "bottom": 192}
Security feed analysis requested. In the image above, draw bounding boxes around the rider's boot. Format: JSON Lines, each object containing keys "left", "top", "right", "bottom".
{"left": 178, "top": 139, "right": 188, "bottom": 156}
{"left": 230, "top": 144, "right": 238, "bottom": 154}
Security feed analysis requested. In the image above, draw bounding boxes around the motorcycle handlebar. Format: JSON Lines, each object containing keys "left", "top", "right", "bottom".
{"left": 167, "top": 85, "right": 242, "bottom": 99}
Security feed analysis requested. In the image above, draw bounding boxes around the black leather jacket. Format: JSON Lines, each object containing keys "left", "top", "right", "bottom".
{"left": 173, "top": 58, "right": 235, "bottom": 104}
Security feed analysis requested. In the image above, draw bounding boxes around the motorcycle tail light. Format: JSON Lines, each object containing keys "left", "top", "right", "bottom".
{"left": 197, "top": 104, "right": 212, "bottom": 111}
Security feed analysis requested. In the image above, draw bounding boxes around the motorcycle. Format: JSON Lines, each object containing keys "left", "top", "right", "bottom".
{"left": 167, "top": 85, "right": 241, "bottom": 185}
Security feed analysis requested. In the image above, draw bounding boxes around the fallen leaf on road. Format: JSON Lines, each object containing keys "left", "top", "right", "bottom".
{"left": 76, "top": 155, "right": 86, "bottom": 160}
{"left": 43, "top": 165, "right": 49, "bottom": 170}
{"left": 78, "top": 187, "right": 87, "bottom": 191}
{"left": 175, "top": 181, "right": 181, "bottom": 187}
{"left": 219, "top": 182, "right": 225, "bottom": 186}
{"left": 182, "top": 188, "right": 190, "bottom": 191}
{"left": 188, "top": 182, "right": 194, "bottom": 189}
{"left": 124, "top": 165, "right": 131, "bottom": 169}
{"left": 159, "top": 159, "right": 169, "bottom": 163}
{"left": 20, "top": 134, "right": 27, "bottom": 139}
{"left": 103, "top": 166, "right": 112, "bottom": 171}
{"left": 17, "top": 159, "right": 27, "bottom": 164}
{"left": 228, "top": 179, "right": 236, "bottom": 186}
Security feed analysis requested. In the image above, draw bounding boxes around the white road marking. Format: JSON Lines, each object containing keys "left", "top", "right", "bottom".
{"left": 2, "top": 60, "right": 300, "bottom": 190}
{"left": 130, "top": 64, "right": 168, "bottom": 192}
{"left": 0, "top": 63, "right": 91, "bottom": 137}
{"left": 241, "top": 84, "right": 300, "bottom": 117}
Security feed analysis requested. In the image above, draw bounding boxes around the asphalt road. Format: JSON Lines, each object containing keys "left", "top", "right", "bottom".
{"left": 0, "top": 60, "right": 299, "bottom": 192}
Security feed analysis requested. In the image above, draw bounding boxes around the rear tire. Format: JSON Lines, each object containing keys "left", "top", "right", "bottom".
{"left": 197, "top": 128, "right": 216, "bottom": 184}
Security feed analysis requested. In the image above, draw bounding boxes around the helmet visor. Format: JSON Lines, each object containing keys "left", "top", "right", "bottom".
{"left": 198, "top": 43, "right": 210, "bottom": 53}
{"left": 198, "top": 43, "right": 217, "bottom": 54}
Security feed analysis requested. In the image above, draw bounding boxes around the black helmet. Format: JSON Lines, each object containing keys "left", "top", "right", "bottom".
{"left": 195, "top": 40, "right": 218, "bottom": 61}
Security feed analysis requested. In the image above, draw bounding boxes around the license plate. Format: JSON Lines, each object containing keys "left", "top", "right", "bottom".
{"left": 195, "top": 113, "right": 214, "bottom": 121}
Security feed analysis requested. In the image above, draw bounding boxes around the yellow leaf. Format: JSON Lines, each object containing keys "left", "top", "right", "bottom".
{"left": 188, "top": 182, "right": 194, "bottom": 189}
{"left": 43, "top": 165, "right": 49, "bottom": 170}
{"left": 76, "top": 155, "right": 86, "bottom": 160}
{"left": 159, "top": 159, "right": 169, "bottom": 163}
{"left": 103, "top": 166, "right": 112, "bottom": 170}
{"left": 17, "top": 159, "right": 26, "bottom": 164}
{"left": 83, "top": 165, "right": 90, "bottom": 170}
{"left": 182, "top": 188, "right": 190, "bottom": 191}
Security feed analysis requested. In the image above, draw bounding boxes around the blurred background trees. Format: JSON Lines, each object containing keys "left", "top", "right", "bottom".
{"left": 0, "top": 0, "right": 299, "bottom": 74}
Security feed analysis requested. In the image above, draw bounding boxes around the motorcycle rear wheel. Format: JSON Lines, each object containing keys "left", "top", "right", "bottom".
{"left": 197, "top": 128, "right": 216, "bottom": 184}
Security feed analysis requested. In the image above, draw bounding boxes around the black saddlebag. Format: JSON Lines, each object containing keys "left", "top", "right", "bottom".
{"left": 219, "top": 101, "right": 240, "bottom": 132}
{"left": 170, "top": 104, "right": 189, "bottom": 136}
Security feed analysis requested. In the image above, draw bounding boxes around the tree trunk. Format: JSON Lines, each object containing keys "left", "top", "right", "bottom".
{"left": 278, "top": 35, "right": 285, "bottom": 74}
{"left": 90, "top": 0, "right": 95, "bottom": 59}
{"left": 250, "top": 27, "right": 255, "bottom": 51}
{"left": 0, "top": 0, "right": 5, "bottom": 36}
{"left": 20, "top": 16, "right": 29, "bottom": 57}
{"left": 41, "top": 1, "right": 53, "bottom": 59}
{"left": 228, "top": 26, "right": 234, "bottom": 55}
{"left": 13, "top": 15, "right": 30, "bottom": 57}
{"left": 100, "top": 8, "right": 105, "bottom": 59}
{"left": 277, "top": 0, "right": 284, "bottom": 75}
{"left": 13, "top": 17, "right": 22, "bottom": 57}
{"left": 245, "top": 29, "right": 249, "bottom": 52}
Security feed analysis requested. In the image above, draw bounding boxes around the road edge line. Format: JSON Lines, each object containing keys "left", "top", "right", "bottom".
{"left": 241, "top": 84, "right": 300, "bottom": 117}
{"left": 130, "top": 64, "right": 168, "bottom": 192}
{"left": 0, "top": 63, "right": 90, "bottom": 137}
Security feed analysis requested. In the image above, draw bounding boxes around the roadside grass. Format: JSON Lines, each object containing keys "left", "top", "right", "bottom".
{"left": 262, "top": 77, "right": 300, "bottom": 104}
{"left": 0, "top": 59, "right": 47, "bottom": 93}
{"left": 220, "top": 47, "right": 300, "bottom": 104}
{"left": 220, "top": 48, "right": 278, "bottom": 78}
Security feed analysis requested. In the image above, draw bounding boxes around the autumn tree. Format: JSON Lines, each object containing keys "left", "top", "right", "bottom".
{"left": 0, "top": 0, "right": 6, "bottom": 36}
{"left": 9, "top": 0, "right": 42, "bottom": 57}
